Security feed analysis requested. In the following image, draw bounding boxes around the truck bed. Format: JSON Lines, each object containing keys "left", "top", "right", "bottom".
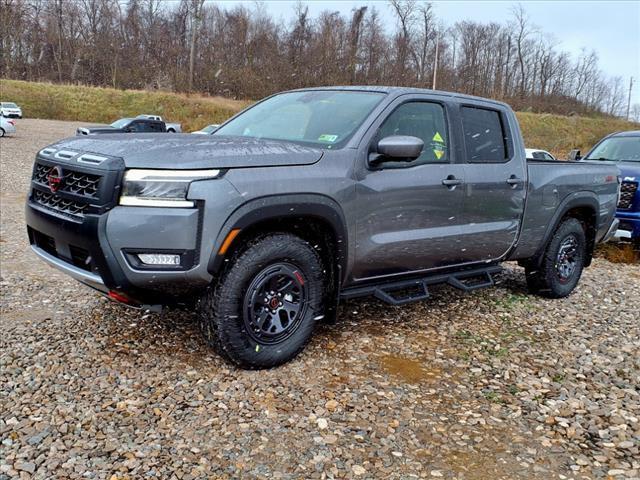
{"left": 509, "top": 160, "right": 619, "bottom": 260}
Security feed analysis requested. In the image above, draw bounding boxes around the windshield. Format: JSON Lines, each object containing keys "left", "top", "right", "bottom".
{"left": 214, "top": 90, "right": 385, "bottom": 148}
{"left": 2, "top": 103, "right": 18, "bottom": 108}
{"left": 110, "top": 118, "right": 132, "bottom": 129}
{"left": 585, "top": 136, "right": 640, "bottom": 162}
{"left": 202, "top": 125, "right": 218, "bottom": 133}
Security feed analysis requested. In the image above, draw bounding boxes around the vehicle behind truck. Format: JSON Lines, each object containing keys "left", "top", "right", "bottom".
{"left": 77, "top": 117, "right": 167, "bottom": 135}
{"left": 578, "top": 130, "right": 640, "bottom": 247}
{"left": 26, "top": 87, "right": 620, "bottom": 369}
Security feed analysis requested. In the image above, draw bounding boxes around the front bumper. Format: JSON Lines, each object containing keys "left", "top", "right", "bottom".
{"left": 615, "top": 210, "right": 640, "bottom": 240}
{"left": 25, "top": 177, "right": 243, "bottom": 305}
{"left": 2, "top": 123, "right": 16, "bottom": 134}
{"left": 26, "top": 202, "right": 209, "bottom": 305}
{"left": 2, "top": 112, "right": 21, "bottom": 118}
{"left": 31, "top": 244, "right": 108, "bottom": 293}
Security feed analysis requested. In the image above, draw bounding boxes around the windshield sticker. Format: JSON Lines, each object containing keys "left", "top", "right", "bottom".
{"left": 431, "top": 131, "right": 446, "bottom": 159}
{"left": 318, "top": 134, "right": 338, "bottom": 143}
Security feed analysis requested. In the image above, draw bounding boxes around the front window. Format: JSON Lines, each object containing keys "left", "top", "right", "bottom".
{"left": 585, "top": 136, "right": 640, "bottom": 162}
{"left": 377, "top": 102, "right": 449, "bottom": 163}
{"left": 2, "top": 102, "right": 18, "bottom": 108}
{"left": 214, "top": 90, "right": 385, "bottom": 148}
{"left": 110, "top": 118, "right": 132, "bottom": 129}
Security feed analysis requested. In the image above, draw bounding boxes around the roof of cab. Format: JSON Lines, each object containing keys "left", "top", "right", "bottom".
{"left": 286, "top": 85, "right": 512, "bottom": 109}
{"left": 610, "top": 130, "right": 640, "bottom": 137}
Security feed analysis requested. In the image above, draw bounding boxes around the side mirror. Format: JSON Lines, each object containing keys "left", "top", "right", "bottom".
{"left": 124, "top": 126, "right": 133, "bottom": 133}
{"left": 568, "top": 149, "right": 582, "bottom": 161}
{"left": 371, "top": 135, "right": 424, "bottom": 165}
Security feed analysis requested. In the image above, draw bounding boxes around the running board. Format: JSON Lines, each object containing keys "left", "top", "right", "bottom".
{"left": 340, "top": 265, "right": 502, "bottom": 306}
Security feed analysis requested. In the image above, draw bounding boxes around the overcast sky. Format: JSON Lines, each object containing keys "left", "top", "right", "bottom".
{"left": 210, "top": 0, "right": 640, "bottom": 106}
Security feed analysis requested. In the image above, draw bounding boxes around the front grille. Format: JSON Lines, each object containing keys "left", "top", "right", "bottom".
{"left": 33, "top": 163, "right": 101, "bottom": 197}
{"left": 618, "top": 181, "right": 638, "bottom": 210}
{"left": 32, "top": 190, "right": 88, "bottom": 218}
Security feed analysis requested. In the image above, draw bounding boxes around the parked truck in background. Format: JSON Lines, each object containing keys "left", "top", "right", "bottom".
{"left": 135, "top": 115, "right": 182, "bottom": 132}
{"left": 26, "top": 87, "right": 620, "bottom": 369}
{"left": 577, "top": 130, "right": 640, "bottom": 247}
{"left": 76, "top": 117, "right": 167, "bottom": 135}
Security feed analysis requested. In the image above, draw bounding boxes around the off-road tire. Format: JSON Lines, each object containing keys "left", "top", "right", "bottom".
{"left": 525, "top": 218, "right": 586, "bottom": 298}
{"left": 199, "top": 233, "right": 324, "bottom": 369}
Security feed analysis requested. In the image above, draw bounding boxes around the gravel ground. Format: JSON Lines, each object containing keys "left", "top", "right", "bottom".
{"left": 1, "top": 119, "right": 639, "bottom": 480}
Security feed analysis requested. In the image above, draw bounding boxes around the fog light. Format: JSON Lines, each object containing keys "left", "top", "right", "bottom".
{"left": 137, "top": 253, "right": 181, "bottom": 266}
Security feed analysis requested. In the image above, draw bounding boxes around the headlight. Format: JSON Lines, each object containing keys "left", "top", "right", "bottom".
{"left": 119, "top": 169, "right": 221, "bottom": 207}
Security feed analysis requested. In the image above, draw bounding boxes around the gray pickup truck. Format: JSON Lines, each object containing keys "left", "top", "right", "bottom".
{"left": 26, "top": 87, "right": 620, "bottom": 368}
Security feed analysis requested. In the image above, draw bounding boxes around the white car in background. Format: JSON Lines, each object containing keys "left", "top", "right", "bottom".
{"left": 525, "top": 148, "right": 557, "bottom": 161}
{"left": 1, "top": 102, "right": 22, "bottom": 118}
{"left": 0, "top": 116, "right": 17, "bottom": 137}
{"left": 191, "top": 124, "right": 220, "bottom": 135}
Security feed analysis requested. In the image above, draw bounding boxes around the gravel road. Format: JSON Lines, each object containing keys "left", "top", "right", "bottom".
{"left": 1, "top": 119, "right": 639, "bottom": 480}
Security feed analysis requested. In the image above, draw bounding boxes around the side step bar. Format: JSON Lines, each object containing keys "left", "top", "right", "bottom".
{"left": 340, "top": 265, "right": 502, "bottom": 306}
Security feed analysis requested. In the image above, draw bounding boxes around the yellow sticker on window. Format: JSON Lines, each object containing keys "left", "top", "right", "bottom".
{"left": 318, "top": 134, "right": 338, "bottom": 142}
{"left": 433, "top": 132, "right": 444, "bottom": 143}
{"left": 434, "top": 150, "right": 444, "bottom": 159}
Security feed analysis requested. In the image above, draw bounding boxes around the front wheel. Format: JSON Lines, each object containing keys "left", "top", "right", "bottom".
{"left": 199, "top": 233, "right": 325, "bottom": 369}
{"left": 0, "top": 128, "right": 5, "bottom": 137}
{"left": 525, "top": 218, "right": 586, "bottom": 298}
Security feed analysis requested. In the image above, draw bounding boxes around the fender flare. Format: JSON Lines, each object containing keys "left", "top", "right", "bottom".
{"left": 207, "top": 193, "right": 349, "bottom": 281}
{"left": 530, "top": 190, "right": 599, "bottom": 266}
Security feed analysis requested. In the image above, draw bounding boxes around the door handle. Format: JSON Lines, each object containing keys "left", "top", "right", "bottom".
{"left": 442, "top": 176, "right": 463, "bottom": 187}
{"left": 506, "top": 176, "right": 524, "bottom": 187}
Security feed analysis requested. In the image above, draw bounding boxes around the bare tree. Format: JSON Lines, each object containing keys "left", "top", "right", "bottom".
{"left": 0, "top": 0, "right": 628, "bottom": 117}
{"left": 188, "top": 0, "right": 204, "bottom": 91}
{"left": 511, "top": 4, "right": 534, "bottom": 98}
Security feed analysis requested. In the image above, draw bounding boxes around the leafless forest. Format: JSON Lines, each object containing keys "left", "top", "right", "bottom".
{"left": 0, "top": 0, "right": 632, "bottom": 116}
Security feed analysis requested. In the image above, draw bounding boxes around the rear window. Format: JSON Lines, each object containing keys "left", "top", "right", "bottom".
{"left": 461, "top": 107, "right": 508, "bottom": 163}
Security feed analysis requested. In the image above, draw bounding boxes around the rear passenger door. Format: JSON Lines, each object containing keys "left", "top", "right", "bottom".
{"left": 147, "top": 121, "right": 165, "bottom": 133}
{"left": 458, "top": 104, "right": 526, "bottom": 263}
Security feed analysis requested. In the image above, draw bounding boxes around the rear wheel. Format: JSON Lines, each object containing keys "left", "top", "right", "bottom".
{"left": 0, "top": 128, "right": 5, "bottom": 137}
{"left": 199, "top": 233, "right": 324, "bottom": 369}
{"left": 525, "top": 218, "right": 586, "bottom": 298}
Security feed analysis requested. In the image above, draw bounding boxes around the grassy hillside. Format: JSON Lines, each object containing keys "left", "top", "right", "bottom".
{"left": 1, "top": 79, "right": 637, "bottom": 155}
{"left": 0, "top": 79, "right": 248, "bottom": 132}
{"left": 515, "top": 112, "right": 638, "bottom": 158}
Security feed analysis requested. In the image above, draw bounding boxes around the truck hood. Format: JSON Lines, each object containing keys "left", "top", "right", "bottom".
{"left": 77, "top": 126, "right": 120, "bottom": 135}
{"left": 616, "top": 161, "right": 640, "bottom": 182}
{"left": 49, "top": 134, "right": 323, "bottom": 169}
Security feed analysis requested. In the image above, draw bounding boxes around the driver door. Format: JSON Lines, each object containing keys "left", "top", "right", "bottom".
{"left": 353, "top": 98, "right": 467, "bottom": 280}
